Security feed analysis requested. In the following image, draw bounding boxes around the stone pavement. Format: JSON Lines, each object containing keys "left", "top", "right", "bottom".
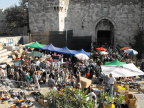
{"left": 133, "top": 94, "right": 144, "bottom": 108}
{"left": 0, "top": 84, "right": 49, "bottom": 108}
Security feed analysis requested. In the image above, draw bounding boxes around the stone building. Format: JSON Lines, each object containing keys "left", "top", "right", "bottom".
{"left": 28, "top": 0, "right": 144, "bottom": 50}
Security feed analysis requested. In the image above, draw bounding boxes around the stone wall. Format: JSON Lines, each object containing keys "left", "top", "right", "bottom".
{"left": 0, "top": 36, "right": 29, "bottom": 46}
{"left": 28, "top": 0, "right": 144, "bottom": 47}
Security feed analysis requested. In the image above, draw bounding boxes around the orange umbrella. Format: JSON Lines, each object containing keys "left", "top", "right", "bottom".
{"left": 120, "top": 47, "right": 130, "bottom": 50}
{"left": 95, "top": 47, "right": 107, "bottom": 51}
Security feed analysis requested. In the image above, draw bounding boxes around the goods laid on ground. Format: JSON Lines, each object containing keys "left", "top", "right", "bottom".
{"left": 138, "top": 86, "right": 144, "bottom": 93}
{"left": 125, "top": 93, "right": 137, "bottom": 108}
{"left": 103, "top": 104, "right": 115, "bottom": 108}
{"left": 37, "top": 97, "right": 47, "bottom": 107}
{"left": 90, "top": 84, "right": 97, "bottom": 89}
{"left": 80, "top": 77, "right": 92, "bottom": 88}
{"left": 124, "top": 84, "right": 129, "bottom": 91}
{"left": 0, "top": 89, "right": 34, "bottom": 108}
{"left": 31, "top": 92, "right": 47, "bottom": 107}
{"left": 116, "top": 85, "right": 126, "bottom": 94}
{"left": 96, "top": 85, "right": 104, "bottom": 90}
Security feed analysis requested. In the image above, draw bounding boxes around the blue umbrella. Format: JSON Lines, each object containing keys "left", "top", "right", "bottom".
{"left": 124, "top": 49, "right": 138, "bottom": 55}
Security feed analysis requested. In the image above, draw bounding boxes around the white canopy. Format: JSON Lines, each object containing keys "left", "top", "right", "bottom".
{"left": 75, "top": 53, "right": 89, "bottom": 61}
{"left": 99, "top": 51, "right": 108, "bottom": 55}
{"left": 101, "top": 63, "right": 144, "bottom": 77}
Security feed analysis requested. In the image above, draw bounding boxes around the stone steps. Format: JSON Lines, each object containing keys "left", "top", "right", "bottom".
{"left": 0, "top": 49, "right": 7, "bottom": 54}
{"left": 0, "top": 62, "right": 14, "bottom": 68}
{"left": 0, "top": 56, "right": 8, "bottom": 62}
{"left": 5, "top": 58, "right": 13, "bottom": 63}
{"left": 0, "top": 51, "right": 11, "bottom": 57}
{"left": 0, "top": 57, "right": 12, "bottom": 63}
{"left": 0, "top": 47, "right": 3, "bottom": 50}
{"left": 0, "top": 47, "right": 13, "bottom": 67}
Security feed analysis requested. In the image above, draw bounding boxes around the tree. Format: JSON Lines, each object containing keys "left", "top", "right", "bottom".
{"left": 4, "top": 0, "right": 28, "bottom": 35}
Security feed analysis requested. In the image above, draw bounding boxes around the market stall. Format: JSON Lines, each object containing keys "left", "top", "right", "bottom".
{"left": 101, "top": 63, "right": 144, "bottom": 77}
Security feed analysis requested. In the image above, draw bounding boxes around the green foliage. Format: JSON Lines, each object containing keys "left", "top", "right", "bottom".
{"left": 99, "top": 92, "right": 125, "bottom": 105}
{"left": 115, "top": 94, "right": 125, "bottom": 105}
{"left": 45, "top": 88, "right": 95, "bottom": 108}
{"left": 4, "top": 0, "right": 28, "bottom": 33}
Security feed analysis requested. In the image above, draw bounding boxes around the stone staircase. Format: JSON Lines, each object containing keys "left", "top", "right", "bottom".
{"left": 0, "top": 47, "right": 13, "bottom": 68}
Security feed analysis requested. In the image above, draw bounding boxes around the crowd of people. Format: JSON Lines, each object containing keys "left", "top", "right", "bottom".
{"left": 0, "top": 45, "right": 142, "bottom": 107}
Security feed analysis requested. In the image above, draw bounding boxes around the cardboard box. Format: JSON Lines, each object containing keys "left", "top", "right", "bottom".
{"left": 124, "top": 85, "right": 129, "bottom": 90}
{"left": 80, "top": 77, "right": 92, "bottom": 88}
{"left": 117, "top": 85, "right": 126, "bottom": 94}
{"left": 38, "top": 98, "right": 44, "bottom": 105}
{"left": 90, "top": 84, "right": 97, "bottom": 88}
{"left": 96, "top": 85, "right": 104, "bottom": 90}
{"left": 128, "top": 105, "right": 137, "bottom": 108}
{"left": 125, "top": 94, "right": 137, "bottom": 106}
{"left": 126, "top": 94, "right": 134, "bottom": 99}
{"left": 129, "top": 99, "right": 136, "bottom": 106}
{"left": 103, "top": 104, "right": 115, "bottom": 108}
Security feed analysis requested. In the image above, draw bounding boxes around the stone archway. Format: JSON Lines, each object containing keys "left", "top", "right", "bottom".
{"left": 95, "top": 19, "right": 114, "bottom": 47}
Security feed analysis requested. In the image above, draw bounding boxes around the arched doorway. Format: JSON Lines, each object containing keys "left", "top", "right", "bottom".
{"left": 95, "top": 19, "right": 114, "bottom": 47}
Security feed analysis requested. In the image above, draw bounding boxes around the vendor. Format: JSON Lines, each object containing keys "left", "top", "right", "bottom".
{"left": 108, "top": 73, "right": 116, "bottom": 98}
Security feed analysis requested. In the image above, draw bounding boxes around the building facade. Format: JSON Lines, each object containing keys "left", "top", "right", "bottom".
{"left": 28, "top": 0, "right": 144, "bottom": 49}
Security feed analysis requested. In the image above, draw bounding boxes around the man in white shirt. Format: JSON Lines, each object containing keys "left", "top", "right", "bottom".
{"left": 108, "top": 73, "right": 116, "bottom": 97}
{"left": 88, "top": 89, "right": 97, "bottom": 108}
{"left": 36, "top": 60, "right": 40, "bottom": 67}
{"left": 0, "top": 67, "right": 6, "bottom": 79}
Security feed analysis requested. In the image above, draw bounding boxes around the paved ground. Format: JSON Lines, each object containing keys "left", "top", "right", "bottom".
{"left": 133, "top": 93, "right": 144, "bottom": 108}
{"left": 0, "top": 79, "right": 144, "bottom": 108}
{"left": 0, "top": 84, "right": 49, "bottom": 108}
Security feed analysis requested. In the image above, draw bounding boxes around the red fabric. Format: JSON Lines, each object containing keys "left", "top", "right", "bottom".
{"left": 11, "top": 106, "right": 16, "bottom": 108}
{"left": 95, "top": 47, "right": 107, "bottom": 51}
{"left": 22, "top": 106, "right": 27, "bottom": 108}
{"left": 120, "top": 47, "right": 130, "bottom": 50}
{"left": 86, "top": 72, "right": 90, "bottom": 77}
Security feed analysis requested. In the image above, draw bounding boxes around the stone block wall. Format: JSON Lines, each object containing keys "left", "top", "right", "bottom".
{"left": 28, "top": 0, "right": 144, "bottom": 47}
{"left": 0, "top": 36, "right": 29, "bottom": 46}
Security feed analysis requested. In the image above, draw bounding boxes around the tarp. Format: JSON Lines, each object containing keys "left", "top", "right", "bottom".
{"left": 26, "top": 41, "right": 46, "bottom": 49}
{"left": 58, "top": 47, "right": 74, "bottom": 55}
{"left": 41, "top": 44, "right": 91, "bottom": 56}
{"left": 41, "top": 44, "right": 60, "bottom": 52}
{"left": 101, "top": 63, "right": 144, "bottom": 77}
{"left": 105, "top": 59, "right": 126, "bottom": 65}
{"left": 76, "top": 49, "right": 90, "bottom": 56}
{"left": 26, "top": 51, "right": 43, "bottom": 57}
{"left": 75, "top": 53, "right": 89, "bottom": 61}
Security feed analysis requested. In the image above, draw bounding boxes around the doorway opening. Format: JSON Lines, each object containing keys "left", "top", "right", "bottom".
{"left": 97, "top": 30, "right": 111, "bottom": 46}
{"left": 95, "top": 19, "right": 114, "bottom": 47}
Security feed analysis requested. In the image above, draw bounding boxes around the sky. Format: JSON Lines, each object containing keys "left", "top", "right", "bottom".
{"left": 0, "top": 0, "right": 19, "bottom": 9}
